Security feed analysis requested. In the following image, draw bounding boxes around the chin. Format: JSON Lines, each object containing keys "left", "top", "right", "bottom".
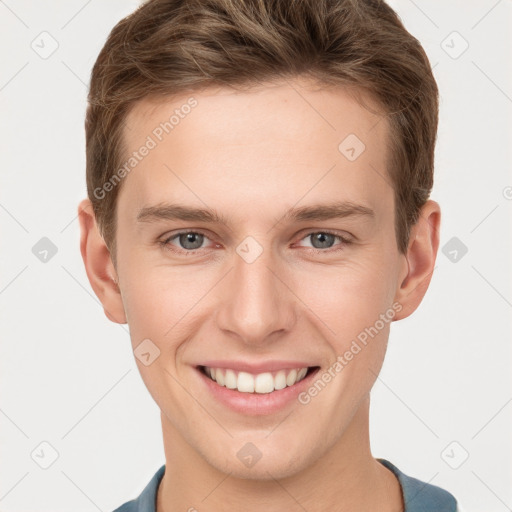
{"left": 202, "top": 438, "right": 316, "bottom": 481}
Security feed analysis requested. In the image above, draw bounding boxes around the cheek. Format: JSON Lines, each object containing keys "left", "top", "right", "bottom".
{"left": 122, "top": 280, "right": 174, "bottom": 340}
{"left": 293, "top": 257, "right": 396, "bottom": 333}
{"left": 120, "top": 261, "right": 216, "bottom": 355}
{"left": 118, "top": 266, "right": 205, "bottom": 407}
{"left": 291, "top": 256, "right": 398, "bottom": 394}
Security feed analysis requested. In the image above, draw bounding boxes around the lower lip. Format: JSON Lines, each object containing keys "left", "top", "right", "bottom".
{"left": 195, "top": 366, "right": 320, "bottom": 416}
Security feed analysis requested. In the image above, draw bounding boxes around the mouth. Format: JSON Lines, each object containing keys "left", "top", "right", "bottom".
{"left": 198, "top": 365, "right": 320, "bottom": 394}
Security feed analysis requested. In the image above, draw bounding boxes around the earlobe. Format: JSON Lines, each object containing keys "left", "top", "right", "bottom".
{"left": 77, "top": 198, "right": 127, "bottom": 324}
{"left": 393, "top": 200, "right": 441, "bottom": 321}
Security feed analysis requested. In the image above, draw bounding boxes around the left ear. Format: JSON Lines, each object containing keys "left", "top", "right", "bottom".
{"left": 393, "top": 199, "right": 441, "bottom": 321}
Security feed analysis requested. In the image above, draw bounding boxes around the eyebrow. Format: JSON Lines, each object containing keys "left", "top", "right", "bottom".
{"left": 136, "top": 201, "right": 375, "bottom": 226}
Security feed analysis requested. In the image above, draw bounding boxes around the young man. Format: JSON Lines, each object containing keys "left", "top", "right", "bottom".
{"left": 78, "top": 0, "right": 460, "bottom": 510}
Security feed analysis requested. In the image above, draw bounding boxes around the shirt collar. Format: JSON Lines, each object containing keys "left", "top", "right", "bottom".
{"left": 377, "top": 458, "right": 457, "bottom": 512}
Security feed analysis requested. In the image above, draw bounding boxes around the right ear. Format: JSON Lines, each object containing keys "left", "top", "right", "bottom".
{"left": 77, "top": 198, "right": 127, "bottom": 324}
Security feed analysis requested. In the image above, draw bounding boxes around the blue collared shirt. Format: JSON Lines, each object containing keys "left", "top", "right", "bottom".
{"left": 113, "top": 458, "right": 460, "bottom": 511}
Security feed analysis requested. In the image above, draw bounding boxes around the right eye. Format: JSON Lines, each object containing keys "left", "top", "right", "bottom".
{"left": 160, "top": 231, "right": 211, "bottom": 253}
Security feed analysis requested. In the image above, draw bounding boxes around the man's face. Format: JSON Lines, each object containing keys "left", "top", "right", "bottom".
{"left": 113, "top": 78, "right": 407, "bottom": 478}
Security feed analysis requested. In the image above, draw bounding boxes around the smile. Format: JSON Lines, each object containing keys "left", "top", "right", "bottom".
{"left": 199, "top": 365, "right": 317, "bottom": 394}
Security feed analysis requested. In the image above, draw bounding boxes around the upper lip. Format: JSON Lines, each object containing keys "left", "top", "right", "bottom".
{"left": 197, "top": 360, "right": 318, "bottom": 374}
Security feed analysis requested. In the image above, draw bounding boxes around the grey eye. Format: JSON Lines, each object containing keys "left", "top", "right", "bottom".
{"left": 178, "top": 232, "right": 205, "bottom": 250}
{"left": 309, "top": 232, "right": 336, "bottom": 249}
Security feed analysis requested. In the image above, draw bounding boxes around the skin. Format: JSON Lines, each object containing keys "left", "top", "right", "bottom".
{"left": 78, "top": 77, "right": 440, "bottom": 512}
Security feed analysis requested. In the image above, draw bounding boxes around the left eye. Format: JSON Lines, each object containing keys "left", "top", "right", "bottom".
{"left": 297, "top": 232, "right": 348, "bottom": 250}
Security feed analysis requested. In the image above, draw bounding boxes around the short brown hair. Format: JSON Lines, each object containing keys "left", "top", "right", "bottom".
{"left": 85, "top": 0, "right": 439, "bottom": 263}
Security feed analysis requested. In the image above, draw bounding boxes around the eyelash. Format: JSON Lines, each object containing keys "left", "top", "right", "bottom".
{"left": 158, "top": 229, "right": 353, "bottom": 255}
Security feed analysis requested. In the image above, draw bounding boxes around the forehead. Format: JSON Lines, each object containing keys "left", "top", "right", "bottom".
{"left": 118, "top": 78, "right": 393, "bottom": 224}
{"left": 124, "top": 79, "right": 387, "bottom": 151}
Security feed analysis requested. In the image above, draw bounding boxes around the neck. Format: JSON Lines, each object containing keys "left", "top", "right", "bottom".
{"left": 157, "top": 395, "right": 403, "bottom": 512}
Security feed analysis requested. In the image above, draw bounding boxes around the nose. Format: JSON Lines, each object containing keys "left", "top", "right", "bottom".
{"left": 214, "top": 241, "right": 296, "bottom": 346}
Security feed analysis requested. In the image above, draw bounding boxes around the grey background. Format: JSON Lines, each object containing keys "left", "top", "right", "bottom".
{"left": 0, "top": 1, "right": 511, "bottom": 510}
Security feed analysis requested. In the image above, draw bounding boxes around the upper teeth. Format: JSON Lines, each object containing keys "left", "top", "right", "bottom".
{"left": 204, "top": 367, "right": 309, "bottom": 394}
